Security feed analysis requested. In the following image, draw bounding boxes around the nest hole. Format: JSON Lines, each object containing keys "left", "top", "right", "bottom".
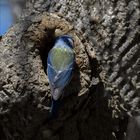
{"left": 38, "top": 29, "right": 56, "bottom": 72}
{"left": 37, "top": 29, "right": 81, "bottom": 97}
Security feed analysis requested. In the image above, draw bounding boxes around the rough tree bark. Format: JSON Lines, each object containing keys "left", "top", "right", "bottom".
{"left": 0, "top": 0, "right": 140, "bottom": 140}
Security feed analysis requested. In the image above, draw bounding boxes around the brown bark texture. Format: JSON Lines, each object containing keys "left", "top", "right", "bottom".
{"left": 0, "top": 0, "right": 140, "bottom": 140}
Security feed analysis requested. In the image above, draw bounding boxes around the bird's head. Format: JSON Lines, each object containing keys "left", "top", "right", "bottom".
{"left": 55, "top": 35, "right": 74, "bottom": 48}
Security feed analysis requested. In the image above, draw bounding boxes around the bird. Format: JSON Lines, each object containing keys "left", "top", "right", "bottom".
{"left": 47, "top": 35, "right": 75, "bottom": 117}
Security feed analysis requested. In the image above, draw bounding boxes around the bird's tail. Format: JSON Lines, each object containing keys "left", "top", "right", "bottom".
{"left": 50, "top": 98, "right": 60, "bottom": 119}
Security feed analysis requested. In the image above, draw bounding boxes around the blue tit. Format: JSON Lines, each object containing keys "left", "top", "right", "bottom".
{"left": 47, "top": 35, "right": 75, "bottom": 117}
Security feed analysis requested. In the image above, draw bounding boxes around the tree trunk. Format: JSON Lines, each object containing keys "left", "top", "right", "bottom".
{"left": 0, "top": 0, "right": 140, "bottom": 140}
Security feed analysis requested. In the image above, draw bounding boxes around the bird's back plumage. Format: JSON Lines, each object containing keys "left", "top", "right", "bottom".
{"left": 50, "top": 46, "right": 74, "bottom": 71}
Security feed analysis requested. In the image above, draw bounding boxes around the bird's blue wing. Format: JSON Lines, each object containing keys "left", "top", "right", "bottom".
{"left": 53, "top": 63, "right": 74, "bottom": 89}
{"left": 47, "top": 60, "right": 74, "bottom": 89}
{"left": 47, "top": 63, "right": 57, "bottom": 86}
